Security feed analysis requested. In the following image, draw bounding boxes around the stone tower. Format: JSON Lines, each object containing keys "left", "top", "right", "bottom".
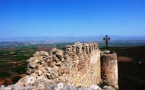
{"left": 101, "top": 52, "right": 119, "bottom": 89}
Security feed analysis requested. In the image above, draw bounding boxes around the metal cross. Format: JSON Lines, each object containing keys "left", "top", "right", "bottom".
{"left": 103, "top": 35, "right": 110, "bottom": 49}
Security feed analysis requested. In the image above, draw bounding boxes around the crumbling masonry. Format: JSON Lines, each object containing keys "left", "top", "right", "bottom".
{"left": 1, "top": 42, "right": 118, "bottom": 90}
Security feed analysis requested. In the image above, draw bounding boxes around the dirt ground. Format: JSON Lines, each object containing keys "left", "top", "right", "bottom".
{"left": 118, "top": 62, "right": 145, "bottom": 90}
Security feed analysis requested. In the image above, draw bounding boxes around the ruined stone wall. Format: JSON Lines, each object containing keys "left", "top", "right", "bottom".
{"left": 2, "top": 42, "right": 101, "bottom": 89}
{"left": 65, "top": 42, "right": 101, "bottom": 87}
{"left": 1, "top": 42, "right": 119, "bottom": 90}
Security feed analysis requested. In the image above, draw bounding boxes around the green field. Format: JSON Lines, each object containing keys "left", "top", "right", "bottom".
{"left": 0, "top": 45, "right": 54, "bottom": 78}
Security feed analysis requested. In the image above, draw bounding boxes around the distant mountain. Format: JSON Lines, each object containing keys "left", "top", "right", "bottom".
{"left": 0, "top": 36, "right": 145, "bottom": 42}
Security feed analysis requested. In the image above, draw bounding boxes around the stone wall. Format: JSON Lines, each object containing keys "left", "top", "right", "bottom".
{"left": 65, "top": 42, "right": 101, "bottom": 87}
{"left": 1, "top": 42, "right": 118, "bottom": 90}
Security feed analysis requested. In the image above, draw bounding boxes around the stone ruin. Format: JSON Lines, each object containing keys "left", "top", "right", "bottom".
{"left": 0, "top": 42, "right": 118, "bottom": 90}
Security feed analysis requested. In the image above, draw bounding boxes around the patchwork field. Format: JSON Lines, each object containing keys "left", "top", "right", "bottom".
{"left": 0, "top": 45, "right": 54, "bottom": 85}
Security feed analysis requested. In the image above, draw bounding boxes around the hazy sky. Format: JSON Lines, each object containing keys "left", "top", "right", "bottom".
{"left": 0, "top": 0, "right": 145, "bottom": 38}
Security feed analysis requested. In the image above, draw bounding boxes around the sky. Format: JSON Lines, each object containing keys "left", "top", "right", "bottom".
{"left": 0, "top": 0, "right": 145, "bottom": 38}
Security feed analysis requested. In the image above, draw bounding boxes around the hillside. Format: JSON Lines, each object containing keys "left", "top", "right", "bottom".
{"left": 110, "top": 46, "right": 145, "bottom": 90}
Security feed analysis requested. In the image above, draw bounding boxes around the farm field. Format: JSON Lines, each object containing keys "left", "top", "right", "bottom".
{"left": 0, "top": 44, "right": 54, "bottom": 85}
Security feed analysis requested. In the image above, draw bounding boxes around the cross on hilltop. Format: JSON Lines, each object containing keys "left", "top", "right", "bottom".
{"left": 103, "top": 35, "right": 111, "bottom": 49}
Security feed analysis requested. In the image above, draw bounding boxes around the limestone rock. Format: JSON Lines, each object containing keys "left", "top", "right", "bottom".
{"left": 0, "top": 85, "right": 5, "bottom": 90}
{"left": 103, "top": 86, "right": 116, "bottom": 90}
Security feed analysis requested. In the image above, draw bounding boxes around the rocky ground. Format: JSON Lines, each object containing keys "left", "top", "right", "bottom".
{"left": 0, "top": 82, "right": 116, "bottom": 90}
